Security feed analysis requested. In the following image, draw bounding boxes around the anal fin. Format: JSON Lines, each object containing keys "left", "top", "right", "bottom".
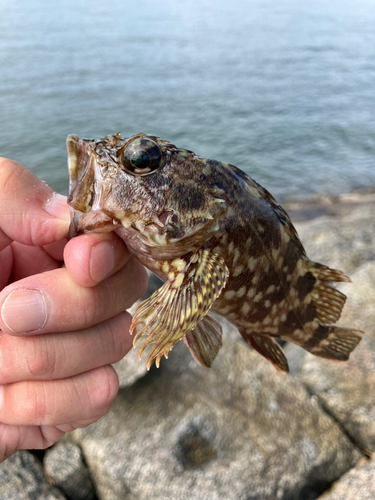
{"left": 183, "top": 314, "right": 223, "bottom": 368}
{"left": 241, "top": 332, "right": 289, "bottom": 373}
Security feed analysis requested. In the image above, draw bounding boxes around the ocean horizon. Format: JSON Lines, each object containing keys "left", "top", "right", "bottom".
{"left": 1, "top": 0, "right": 375, "bottom": 202}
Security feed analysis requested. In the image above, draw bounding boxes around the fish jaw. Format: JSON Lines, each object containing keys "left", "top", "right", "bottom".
{"left": 67, "top": 134, "right": 96, "bottom": 213}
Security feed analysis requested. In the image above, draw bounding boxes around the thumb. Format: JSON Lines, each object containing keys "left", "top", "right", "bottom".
{"left": 0, "top": 158, "right": 70, "bottom": 251}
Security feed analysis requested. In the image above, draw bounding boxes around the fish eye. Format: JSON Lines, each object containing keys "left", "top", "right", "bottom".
{"left": 122, "top": 138, "right": 163, "bottom": 176}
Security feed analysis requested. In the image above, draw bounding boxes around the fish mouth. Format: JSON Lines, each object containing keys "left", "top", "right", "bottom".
{"left": 66, "top": 134, "right": 79, "bottom": 200}
{"left": 67, "top": 207, "right": 113, "bottom": 240}
{"left": 66, "top": 134, "right": 96, "bottom": 213}
{"left": 67, "top": 134, "right": 112, "bottom": 239}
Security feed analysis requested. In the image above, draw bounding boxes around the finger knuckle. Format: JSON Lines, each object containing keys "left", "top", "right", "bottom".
{"left": 79, "top": 289, "right": 101, "bottom": 327}
{"left": 33, "top": 382, "right": 50, "bottom": 424}
{"left": 88, "top": 366, "right": 118, "bottom": 418}
{"left": 0, "top": 336, "right": 57, "bottom": 384}
{"left": 25, "top": 337, "right": 58, "bottom": 379}
{"left": 106, "top": 313, "right": 133, "bottom": 363}
{"left": 0, "top": 159, "right": 22, "bottom": 193}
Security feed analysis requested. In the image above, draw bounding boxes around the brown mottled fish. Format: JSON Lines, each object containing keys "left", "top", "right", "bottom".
{"left": 67, "top": 132, "right": 364, "bottom": 372}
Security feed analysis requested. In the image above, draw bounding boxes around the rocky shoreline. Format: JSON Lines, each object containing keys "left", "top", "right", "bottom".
{"left": 1, "top": 192, "right": 374, "bottom": 500}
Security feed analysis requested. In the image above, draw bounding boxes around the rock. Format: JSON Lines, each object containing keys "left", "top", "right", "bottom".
{"left": 113, "top": 273, "right": 164, "bottom": 389}
{"left": 113, "top": 347, "right": 148, "bottom": 389}
{"left": 317, "top": 458, "right": 375, "bottom": 500}
{"left": 286, "top": 203, "right": 375, "bottom": 453}
{"left": 0, "top": 450, "right": 67, "bottom": 500}
{"left": 294, "top": 203, "right": 375, "bottom": 275}
{"left": 73, "top": 320, "right": 361, "bottom": 500}
{"left": 286, "top": 261, "right": 375, "bottom": 452}
{"left": 112, "top": 301, "right": 148, "bottom": 389}
{"left": 283, "top": 191, "right": 375, "bottom": 224}
{"left": 142, "top": 271, "right": 163, "bottom": 300}
{"left": 44, "top": 442, "right": 95, "bottom": 500}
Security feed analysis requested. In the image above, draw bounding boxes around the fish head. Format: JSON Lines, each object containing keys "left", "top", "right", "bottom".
{"left": 67, "top": 133, "right": 226, "bottom": 259}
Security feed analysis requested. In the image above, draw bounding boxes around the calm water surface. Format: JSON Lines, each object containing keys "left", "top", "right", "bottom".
{"left": 1, "top": 0, "right": 375, "bottom": 200}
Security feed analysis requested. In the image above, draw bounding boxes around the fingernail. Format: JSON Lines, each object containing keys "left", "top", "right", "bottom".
{"left": 43, "top": 193, "right": 69, "bottom": 220}
{"left": 1, "top": 290, "right": 47, "bottom": 333}
{"left": 90, "top": 241, "right": 115, "bottom": 283}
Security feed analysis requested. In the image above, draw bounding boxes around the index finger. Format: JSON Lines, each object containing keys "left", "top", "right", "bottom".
{"left": 0, "top": 158, "right": 70, "bottom": 251}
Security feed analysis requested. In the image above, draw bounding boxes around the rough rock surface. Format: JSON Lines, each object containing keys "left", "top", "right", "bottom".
{"left": 293, "top": 200, "right": 375, "bottom": 275}
{"left": 73, "top": 321, "right": 361, "bottom": 500}
{"left": 285, "top": 202, "right": 375, "bottom": 453}
{"left": 112, "top": 275, "right": 161, "bottom": 389}
{"left": 317, "top": 458, "right": 375, "bottom": 500}
{"left": 113, "top": 346, "right": 148, "bottom": 389}
{"left": 0, "top": 450, "right": 67, "bottom": 500}
{"left": 44, "top": 442, "right": 95, "bottom": 500}
{"left": 2, "top": 194, "right": 374, "bottom": 500}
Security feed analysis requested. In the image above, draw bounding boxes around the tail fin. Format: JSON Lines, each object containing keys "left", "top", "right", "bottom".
{"left": 285, "top": 261, "right": 364, "bottom": 361}
{"left": 303, "top": 325, "right": 364, "bottom": 361}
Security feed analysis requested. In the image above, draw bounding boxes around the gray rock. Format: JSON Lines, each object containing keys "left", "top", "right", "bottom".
{"left": 113, "top": 270, "right": 164, "bottom": 389}
{"left": 279, "top": 205, "right": 375, "bottom": 454}
{"left": 44, "top": 442, "right": 95, "bottom": 500}
{"left": 0, "top": 450, "right": 67, "bottom": 500}
{"left": 288, "top": 261, "right": 375, "bottom": 452}
{"left": 73, "top": 321, "right": 361, "bottom": 500}
{"left": 112, "top": 301, "right": 148, "bottom": 389}
{"left": 317, "top": 458, "right": 375, "bottom": 500}
{"left": 294, "top": 203, "right": 375, "bottom": 275}
{"left": 113, "top": 346, "right": 148, "bottom": 389}
{"left": 142, "top": 270, "right": 163, "bottom": 300}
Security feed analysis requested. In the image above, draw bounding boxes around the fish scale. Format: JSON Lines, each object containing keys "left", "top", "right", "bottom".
{"left": 67, "top": 132, "right": 364, "bottom": 372}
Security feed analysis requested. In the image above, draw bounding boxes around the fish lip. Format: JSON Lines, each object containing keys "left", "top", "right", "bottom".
{"left": 66, "top": 135, "right": 96, "bottom": 213}
{"left": 66, "top": 134, "right": 79, "bottom": 200}
{"left": 68, "top": 207, "right": 114, "bottom": 240}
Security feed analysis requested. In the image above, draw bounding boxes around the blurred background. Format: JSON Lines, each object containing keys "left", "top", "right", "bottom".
{"left": 1, "top": 0, "right": 374, "bottom": 201}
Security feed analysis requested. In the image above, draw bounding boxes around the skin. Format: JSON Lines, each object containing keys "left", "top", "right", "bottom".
{"left": 0, "top": 158, "right": 148, "bottom": 463}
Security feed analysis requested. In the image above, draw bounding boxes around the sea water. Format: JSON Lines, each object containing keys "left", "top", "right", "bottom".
{"left": 1, "top": 0, "right": 374, "bottom": 200}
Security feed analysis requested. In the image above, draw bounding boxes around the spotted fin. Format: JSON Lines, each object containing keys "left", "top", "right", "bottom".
{"left": 309, "top": 265, "right": 351, "bottom": 323}
{"left": 303, "top": 325, "right": 364, "bottom": 360}
{"left": 242, "top": 332, "right": 289, "bottom": 373}
{"left": 130, "top": 249, "right": 229, "bottom": 369}
{"left": 183, "top": 314, "right": 223, "bottom": 368}
{"left": 282, "top": 261, "right": 363, "bottom": 361}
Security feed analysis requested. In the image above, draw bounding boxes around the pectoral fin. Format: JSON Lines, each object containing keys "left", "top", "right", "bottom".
{"left": 130, "top": 249, "right": 229, "bottom": 369}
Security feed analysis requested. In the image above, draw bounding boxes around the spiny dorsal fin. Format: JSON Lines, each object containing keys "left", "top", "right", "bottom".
{"left": 183, "top": 314, "right": 223, "bottom": 368}
{"left": 130, "top": 249, "right": 229, "bottom": 369}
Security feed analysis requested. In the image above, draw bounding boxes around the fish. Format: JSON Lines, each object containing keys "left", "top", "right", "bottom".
{"left": 67, "top": 132, "right": 364, "bottom": 372}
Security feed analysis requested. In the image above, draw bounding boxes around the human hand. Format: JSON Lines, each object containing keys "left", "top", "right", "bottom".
{"left": 0, "top": 158, "right": 148, "bottom": 462}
